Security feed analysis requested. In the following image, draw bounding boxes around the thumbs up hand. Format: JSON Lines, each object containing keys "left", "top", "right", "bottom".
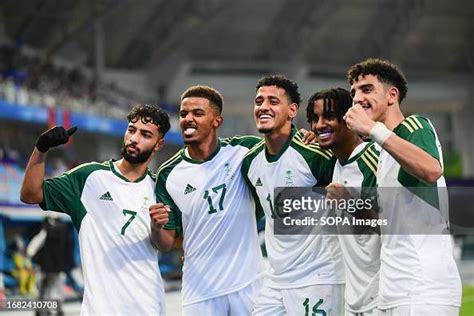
{"left": 35, "top": 126, "right": 78, "bottom": 152}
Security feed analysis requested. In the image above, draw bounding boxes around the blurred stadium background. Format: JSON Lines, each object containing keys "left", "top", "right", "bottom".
{"left": 0, "top": 0, "right": 473, "bottom": 314}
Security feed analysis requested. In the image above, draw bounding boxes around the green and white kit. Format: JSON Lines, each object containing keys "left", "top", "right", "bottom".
{"left": 41, "top": 160, "right": 165, "bottom": 315}
{"left": 241, "top": 128, "right": 345, "bottom": 314}
{"left": 376, "top": 115, "right": 461, "bottom": 310}
{"left": 332, "top": 141, "right": 381, "bottom": 314}
{"left": 156, "top": 136, "right": 263, "bottom": 306}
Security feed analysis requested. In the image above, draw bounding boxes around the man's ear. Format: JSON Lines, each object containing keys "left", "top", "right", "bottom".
{"left": 288, "top": 103, "right": 298, "bottom": 120}
{"left": 214, "top": 115, "right": 223, "bottom": 128}
{"left": 387, "top": 86, "right": 400, "bottom": 106}
{"left": 154, "top": 138, "right": 165, "bottom": 152}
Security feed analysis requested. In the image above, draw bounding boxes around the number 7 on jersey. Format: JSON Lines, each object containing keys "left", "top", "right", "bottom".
{"left": 121, "top": 209, "right": 137, "bottom": 235}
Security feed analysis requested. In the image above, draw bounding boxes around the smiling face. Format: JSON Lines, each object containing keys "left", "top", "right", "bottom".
{"left": 254, "top": 85, "right": 297, "bottom": 135}
{"left": 179, "top": 96, "right": 222, "bottom": 145}
{"left": 350, "top": 74, "right": 397, "bottom": 123}
{"left": 121, "top": 118, "right": 163, "bottom": 164}
{"left": 310, "top": 98, "right": 353, "bottom": 149}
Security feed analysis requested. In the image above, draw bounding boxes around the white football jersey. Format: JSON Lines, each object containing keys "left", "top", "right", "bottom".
{"left": 156, "top": 136, "right": 264, "bottom": 306}
{"left": 332, "top": 141, "right": 381, "bottom": 313}
{"left": 241, "top": 128, "right": 345, "bottom": 289}
{"left": 41, "top": 160, "right": 165, "bottom": 315}
{"left": 376, "top": 115, "right": 461, "bottom": 309}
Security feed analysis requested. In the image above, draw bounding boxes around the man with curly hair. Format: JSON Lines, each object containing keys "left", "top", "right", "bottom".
{"left": 345, "top": 58, "right": 461, "bottom": 315}
{"left": 21, "top": 104, "right": 171, "bottom": 315}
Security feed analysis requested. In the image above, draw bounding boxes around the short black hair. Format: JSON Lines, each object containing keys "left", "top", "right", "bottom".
{"left": 256, "top": 75, "right": 301, "bottom": 107}
{"left": 347, "top": 58, "right": 408, "bottom": 104}
{"left": 181, "top": 85, "right": 224, "bottom": 114}
{"left": 306, "top": 88, "right": 352, "bottom": 123}
{"left": 127, "top": 104, "right": 170, "bottom": 137}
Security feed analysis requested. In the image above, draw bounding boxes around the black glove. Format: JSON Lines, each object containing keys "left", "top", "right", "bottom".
{"left": 35, "top": 126, "right": 78, "bottom": 152}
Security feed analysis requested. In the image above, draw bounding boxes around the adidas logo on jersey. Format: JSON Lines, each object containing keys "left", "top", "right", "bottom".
{"left": 99, "top": 191, "right": 113, "bottom": 201}
{"left": 184, "top": 184, "right": 196, "bottom": 195}
{"left": 255, "top": 178, "right": 263, "bottom": 186}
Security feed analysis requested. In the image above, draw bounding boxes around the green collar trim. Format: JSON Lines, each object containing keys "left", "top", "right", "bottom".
{"left": 180, "top": 140, "right": 222, "bottom": 164}
{"left": 265, "top": 126, "right": 297, "bottom": 163}
{"left": 109, "top": 160, "right": 149, "bottom": 183}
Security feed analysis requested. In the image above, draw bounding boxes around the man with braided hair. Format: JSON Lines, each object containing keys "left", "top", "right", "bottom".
{"left": 21, "top": 104, "right": 171, "bottom": 315}
{"left": 307, "top": 87, "right": 381, "bottom": 315}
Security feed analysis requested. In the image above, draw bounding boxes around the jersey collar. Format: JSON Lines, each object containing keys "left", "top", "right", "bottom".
{"left": 265, "top": 126, "right": 298, "bottom": 163}
{"left": 109, "top": 159, "right": 150, "bottom": 183}
{"left": 180, "top": 140, "right": 222, "bottom": 164}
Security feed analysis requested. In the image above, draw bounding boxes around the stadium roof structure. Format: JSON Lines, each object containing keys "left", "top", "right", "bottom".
{"left": 1, "top": 0, "right": 472, "bottom": 77}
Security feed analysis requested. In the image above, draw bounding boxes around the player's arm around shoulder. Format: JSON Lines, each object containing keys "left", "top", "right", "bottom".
{"left": 291, "top": 133, "right": 336, "bottom": 186}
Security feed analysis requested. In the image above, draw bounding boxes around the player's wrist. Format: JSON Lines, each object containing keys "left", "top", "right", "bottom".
{"left": 35, "top": 136, "right": 50, "bottom": 152}
{"left": 151, "top": 221, "right": 163, "bottom": 231}
{"left": 369, "top": 122, "right": 393, "bottom": 145}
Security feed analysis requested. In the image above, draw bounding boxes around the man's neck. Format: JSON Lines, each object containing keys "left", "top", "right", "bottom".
{"left": 187, "top": 135, "right": 219, "bottom": 161}
{"left": 265, "top": 125, "right": 292, "bottom": 155}
{"left": 382, "top": 105, "right": 405, "bottom": 131}
{"left": 116, "top": 158, "right": 148, "bottom": 182}
{"left": 332, "top": 134, "right": 364, "bottom": 163}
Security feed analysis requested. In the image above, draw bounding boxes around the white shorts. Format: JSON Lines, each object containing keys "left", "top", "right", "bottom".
{"left": 252, "top": 284, "right": 344, "bottom": 316}
{"left": 182, "top": 279, "right": 261, "bottom": 316}
{"left": 377, "top": 304, "right": 459, "bottom": 316}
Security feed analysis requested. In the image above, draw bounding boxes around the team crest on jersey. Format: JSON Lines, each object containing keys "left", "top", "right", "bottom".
{"left": 99, "top": 191, "right": 113, "bottom": 201}
{"left": 223, "top": 162, "right": 234, "bottom": 179}
{"left": 285, "top": 170, "right": 294, "bottom": 186}
{"left": 184, "top": 184, "right": 197, "bottom": 195}
{"left": 139, "top": 196, "right": 150, "bottom": 213}
{"left": 255, "top": 177, "right": 263, "bottom": 186}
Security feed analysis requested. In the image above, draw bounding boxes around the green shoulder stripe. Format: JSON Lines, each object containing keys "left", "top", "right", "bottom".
{"left": 407, "top": 116, "right": 423, "bottom": 129}
{"left": 361, "top": 144, "right": 378, "bottom": 171}
{"left": 221, "top": 135, "right": 262, "bottom": 149}
{"left": 241, "top": 142, "right": 265, "bottom": 178}
{"left": 394, "top": 114, "right": 441, "bottom": 208}
{"left": 291, "top": 137, "right": 333, "bottom": 161}
{"left": 365, "top": 143, "right": 380, "bottom": 161}
{"left": 352, "top": 144, "right": 378, "bottom": 202}
{"left": 42, "top": 160, "right": 110, "bottom": 231}
{"left": 356, "top": 157, "right": 377, "bottom": 203}
{"left": 290, "top": 141, "right": 335, "bottom": 187}
{"left": 244, "top": 140, "right": 265, "bottom": 158}
{"left": 360, "top": 147, "right": 378, "bottom": 176}
{"left": 360, "top": 154, "right": 376, "bottom": 177}
{"left": 156, "top": 154, "right": 184, "bottom": 235}
{"left": 147, "top": 168, "right": 157, "bottom": 181}
{"left": 157, "top": 151, "right": 182, "bottom": 175}
{"left": 65, "top": 161, "right": 109, "bottom": 176}
{"left": 293, "top": 132, "right": 333, "bottom": 159}
{"left": 394, "top": 114, "right": 440, "bottom": 162}
{"left": 397, "top": 114, "right": 427, "bottom": 135}
{"left": 240, "top": 145, "right": 266, "bottom": 221}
